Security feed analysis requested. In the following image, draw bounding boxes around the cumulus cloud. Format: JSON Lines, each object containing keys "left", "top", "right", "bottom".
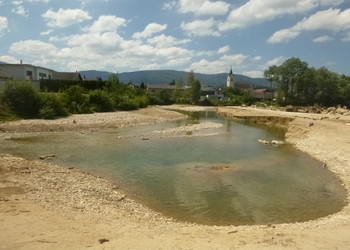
{"left": 146, "top": 34, "right": 191, "bottom": 48}
{"left": 27, "top": 0, "right": 51, "bottom": 2}
{"left": 42, "top": 8, "right": 92, "bottom": 28}
{"left": 265, "top": 56, "right": 285, "bottom": 67}
{"left": 88, "top": 15, "right": 126, "bottom": 34}
{"left": 181, "top": 18, "right": 220, "bottom": 36}
{"left": 342, "top": 31, "right": 350, "bottom": 42}
{"left": 189, "top": 54, "right": 248, "bottom": 74}
{"left": 218, "top": 45, "right": 230, "bottom": 54}
{"left": 313, "top": 35, "right": 334, "bottom": 43}
{"left": 167, "top": 0, "right": 230, "bottom": 16}
{"left": 133, "top": 23, "right": 167, "bottom": 39}
{"left": 0, "top": 55, "right": 19, "bottom": 64}
{"left": 252, "top": 56, "right": 262, "bottom": 61}
{"left": 268, "top": 8, "right": 350, "bottom": 43}
{"left": 243, "top": 71, "right": 263, "bottom": 78}
{"left": 6, "top": 14, "right": 195, "bottom": 72}
{"left": 9, "top": 40, "right": 57, "bottom": 57}
{"left": 0, "top": 16, "right": 8, "bottom": 36}
{"left": 12, "top": 5, "right": 28, "bottom": 17}
{"left": 219, "top": 0, "right": 345, "bottom": 31}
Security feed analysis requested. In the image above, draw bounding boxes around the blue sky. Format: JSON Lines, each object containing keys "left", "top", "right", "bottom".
{"left": 0, "top": 0, "right": 349, "bottom": 77}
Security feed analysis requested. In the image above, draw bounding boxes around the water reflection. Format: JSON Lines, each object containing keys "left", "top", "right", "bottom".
{"left": 0, "top": 111, "right": 346, "bottom": 225}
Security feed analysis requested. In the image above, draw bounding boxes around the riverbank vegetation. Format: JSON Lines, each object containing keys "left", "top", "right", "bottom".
{"left": 264, "top": 57, "right": 350, "bottom": 107}
{"left": 1, "top": 58, "right": 350, "bottom": 121}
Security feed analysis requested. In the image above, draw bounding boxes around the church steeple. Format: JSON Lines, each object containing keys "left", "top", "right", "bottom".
{"left": 227, "top": 67, "right": 234, "bottom": 88}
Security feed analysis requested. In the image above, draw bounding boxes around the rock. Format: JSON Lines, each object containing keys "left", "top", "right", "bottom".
{"left": 98, "top": 238, "right": 109, "bottom": 244}
{"left": 38, "top": 155, "right": 56, "bottom": 160}
{"left": 327, "top": 107, "right": 336, "bottom": 114}
{"left": 228, "top": 230, "right": 238, "bottom": 234}
{"left": 210, "top": 165, "right": 235, "bottom": 171}
{"left": 285, "top": 105, "right": 295, "bottom": 112}
{"left": 257, "top": 139, "right": 270, "bottom": 145}
{"left": 336, "top": 107, "right": 347, "bottom": 115}
{"left": 271, "top": 140, "right": 285, "bottom": 145}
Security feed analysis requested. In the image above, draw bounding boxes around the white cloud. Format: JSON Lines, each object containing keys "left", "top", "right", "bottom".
{"left": 40, "top": 29, "right": 54, "bottom": 36}
{"left": 27, "top": 0, "right": 51, "bottom": 2}
{"left": 243, "top": 71, "right": 263, "bottom": 78}
{"left": 220, "top": 0, "right": 345, "bottom": 31}
{"left": 175, "top": 0, "right": 230, "bottom": 16}
{"left": 88, "top": 15, "right": 126, "bottom": 34}
{"left": 0, "top": 16, "right": 8, "bottom": 36}
{"left": 163, "top": 1, "right": 177, "bottom": 10}
{"left": 42, "top": 8, "right": 92, "bottom": 28}
{"left": 189, "top": 54, "right": 248, "bottom": 74}
{"left": 252, "top": 56, "right": 262, "bottom": 61}
{"left": 12, "top": 5, "right": 28, "bottom": 17}
{"left": 265, "top": 56, "right": 285, "bottom": 67}
{"left": 268, "top": 8, "right": 350, "bottom": 43}
{"left": 10, "top": 40, "right": 57, "bottom": 57}
{"left": 146, "top": 34, "right": 191, "bottom": 48}
{"left": 218, "top": 45, "right": 230, "bottom": 54}
{"left": 313, "top": 35, "right": 334, "bottom": 43}
{"left": 342, "top": 31, "right": 350, "bottom": 42}
{"left": 267, "top": 29, "right": 301, "bottom": 43}
{"left": 181, "top": 18, "right": 220, "bottom": 37}
{"left": 5, "top": 13, "right": 195, "bottom": 72}
{"left": 133, "top": 23, "right": 167, "bottom": 39}
{"left": 0, "top": 55, "right": 19, "bottom": 64}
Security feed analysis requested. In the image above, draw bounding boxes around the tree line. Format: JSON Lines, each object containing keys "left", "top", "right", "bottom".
{"left": 0, "top": 71, "right": 203, "bottom": 121}
{"left": 264, "top": 57, "right": 350, "bottom": 107}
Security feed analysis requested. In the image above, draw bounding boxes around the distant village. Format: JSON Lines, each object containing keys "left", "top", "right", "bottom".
{"left": 0, "top": 62, "right": 273, "bottom": 101}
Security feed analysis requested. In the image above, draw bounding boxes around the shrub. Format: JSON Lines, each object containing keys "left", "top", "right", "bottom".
{"left": 89, "top": 90, "right": 114, "bottom": 112}
{"left": 117, "top": 97, "right": 139, "bottom": 110}
{"left": 0, "top": 102, "right": 18, "bottom": 121}
{"left": 134, "top": 95, "right": 149, "bottom": 108}
{"left": 61, "top": 85, "right": 91, "bottom": 114}
{"left": 39, "top": 93, "right": 68, "bottom": 119}
{"left": 1, "top": 81, "right": 40, "bottom": 118}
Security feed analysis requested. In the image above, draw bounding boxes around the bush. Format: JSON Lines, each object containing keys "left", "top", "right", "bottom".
{"left": 117, "top": 97, "right": 139, "bottom": 110}
{"left": 61, "top": 86, "right": 91, "bottom": 114}
{"left": 0, "top": 102, "right": 18, "bottom": 121}
{"left": 89, "top": 90, "right": 115, "bottom": 112}
{"left": 1, "top": 81, "right": 41, "bottom": 118}
{"left": 134, "top": 95, "right": 149, "bottom": 108}
{"left": 39, "top": 93, "right": 68, "bottom": 119}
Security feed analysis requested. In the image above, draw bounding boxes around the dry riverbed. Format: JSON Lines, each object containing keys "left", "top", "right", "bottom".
{"left": 1, "top": 105, "right": 350, "bottom": 249}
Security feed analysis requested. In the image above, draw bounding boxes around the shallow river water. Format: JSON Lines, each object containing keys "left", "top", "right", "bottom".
{"left": 1, "top": 111, "right": 347, "bottom": 226}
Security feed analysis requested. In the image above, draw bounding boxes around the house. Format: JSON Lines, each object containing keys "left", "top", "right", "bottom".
{"left": 146, "top": 84, "right": 190, "bottom": 96}
{"left": 0, "top": 63, "right": 82, "bottom": 89}
{"left": 52, "top": 71, "right": 82, "bottom": 81}
{"left": 235, "top": 82, "right": 253, "bottom": 91}
{"left": 0, "top": 63, "right": 54, "bottom": 82}
{"left": 200, "top": 86, "right": 223, "bottom": 100}
{"left": 253, "top": 89, "right": 273, "bottom": 100}
{"left": 0, "top": 71, "right": 12, "bottom": 88}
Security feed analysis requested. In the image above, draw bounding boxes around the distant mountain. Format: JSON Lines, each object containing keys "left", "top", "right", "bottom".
{"left": 80, "top": 70, "right": 270, "bottom": 89}
{"left": 0, "top": 61, "right": 8, "bottom": 64}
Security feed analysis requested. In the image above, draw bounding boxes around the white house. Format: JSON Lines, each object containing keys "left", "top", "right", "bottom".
{"left": 0, "top": 63, "right": 54, "bottom": 82}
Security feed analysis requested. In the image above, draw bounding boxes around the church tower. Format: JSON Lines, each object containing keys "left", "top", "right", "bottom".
{"left": 227, "top": 67, "right": 234, "bottom": 88}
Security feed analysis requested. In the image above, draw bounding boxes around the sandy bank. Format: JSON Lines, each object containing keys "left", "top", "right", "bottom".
{"left": 1, "top": 105, "right": 350, "bottom": 249}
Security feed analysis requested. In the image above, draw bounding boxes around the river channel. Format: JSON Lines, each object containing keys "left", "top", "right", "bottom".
{"left": 0, "top": 111, "right": 346, "bottom": 226}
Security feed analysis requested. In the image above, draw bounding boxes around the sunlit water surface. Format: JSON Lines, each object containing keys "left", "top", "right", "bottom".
{"left": 1, "top": 111, "right": 346, "bottom": 225}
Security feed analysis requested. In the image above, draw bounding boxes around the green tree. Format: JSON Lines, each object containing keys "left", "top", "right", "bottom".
{"left": 187, "top": 70, "right": 201, "bottom": 104}
{"left": 2, "top": 81, "right": 41, "bottom": 118}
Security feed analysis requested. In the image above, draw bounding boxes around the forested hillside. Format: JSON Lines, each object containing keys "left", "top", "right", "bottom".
{"left": 81, "top": 70, "right": 270, "bottom": 88}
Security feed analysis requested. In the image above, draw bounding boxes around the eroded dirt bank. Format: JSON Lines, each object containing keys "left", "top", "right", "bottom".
{"left": 1, "top": 105, "right": 350, "bottom": 249}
